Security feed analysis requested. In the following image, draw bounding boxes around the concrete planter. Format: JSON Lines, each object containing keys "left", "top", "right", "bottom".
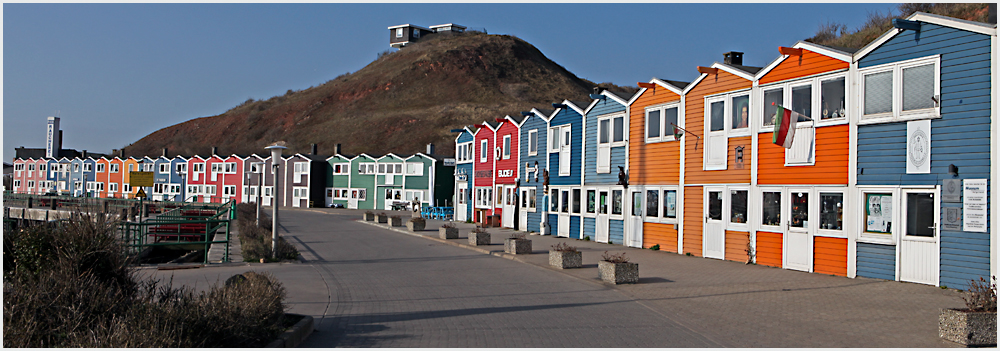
{"left": 363, "top": 213, "right": 375, "bottom": 221}
{"left": 407, "top": 220, "right": 426, "bottom": 231}
{"left": 390, "top": 217, "right": 403, "bottom": 227}
{"left": 265, "top": 313, "right": 314, "bottom": 348}
{"left": 939, "top": 308, "right": 997, "bottom": 346}
{"left": 439, "top": 227, "right": 458, "bottom": 239}
{"left": 377, "top": 214, "right": 388, "bottom": 223}
{"left": 549, "top": 251, "right": 582, "bottom": 269}
{"left": 504, "top": 238, "right": 532, "bottom": 255}
{"left": 598, "top": 261, "right": 639, "bottom": 284}
{"left": 469, "top": 231, "right": 490, "bottom": 246}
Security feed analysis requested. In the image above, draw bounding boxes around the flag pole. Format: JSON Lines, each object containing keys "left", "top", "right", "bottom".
{"left": 669, "top": 123, "right": 701, "bottom": 150}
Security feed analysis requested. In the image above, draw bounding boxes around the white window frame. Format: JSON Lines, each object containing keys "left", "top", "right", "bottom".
{"left": 726, "top": 185, "right": 750, "bottom": 232}
{"left": 395, "top": 28, "right": 403, "bottom": 38}
{"left": 858, "top": 55, "right": 940, "bottom": 125}
{"left": 109, "top": 182, "right": 118, "bottom": 193}
{"left": 584, "top": 188, "right": 598, "bottom": 218}
{"left": 480, "top": 139, "right": 488, "bottom": 163}
{"left": 549, "top": 126, "right": 561, "bottom": 153}
{"left": 609, "top": 187, "right": 625, "bottom": 220}
{"left": 158, "top": 163, "right": 169, "bottom": 174}
{"left": 110, "top": 163, "right": 119, "bottom": 173}
{"left": 175, "top": 163, "right": 187, "bottom": 174}
{"left": 611, "top": 115, "right": 626, "bottom": 147}
{"left": 332, "top": 163, "right": 349, "bottom": 175}
{"left": 703, "top": 94, "right": 730, "bottom": 171}
{"left": 14, "top": 180, "right": 21, "bottom": 189}
{"left": 857, "top": 187, "right": 900, "bottom": 245}
{"left": 815, "top": 188, "right": 848, "bottom": 238}
{"left": 645, "top": 103, "right": 682, "bottom": 143}
{"left": 528, "top": 130, "right": 538, "bottom": 156}
{"left": 502, "top": 135, "right": 512, "bottom": 159}
{"left": 759, "top": 187, "right": 784, "bottom": 233}
{"left": 96, "top": 163, "right": 105, "bottom": 173}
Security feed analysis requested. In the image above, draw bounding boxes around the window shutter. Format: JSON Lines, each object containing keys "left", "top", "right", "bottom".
{"left": 785, "top": 125, "right": 815, "bottom": 165}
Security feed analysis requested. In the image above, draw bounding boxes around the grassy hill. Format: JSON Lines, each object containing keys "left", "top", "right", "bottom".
{"left": 123, "top": 31, "right": 635, "bottom": 158}
{"left": 806, "top": 3, "right": 994, "bottom": 49}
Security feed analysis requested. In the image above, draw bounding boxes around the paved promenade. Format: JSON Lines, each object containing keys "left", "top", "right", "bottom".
{"left": 147, "top": 208, "right": 966, "bottom": 347}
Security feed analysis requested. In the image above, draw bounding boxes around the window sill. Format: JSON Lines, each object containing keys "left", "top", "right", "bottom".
{"left": 859, "top": 112, "right": 940, "bottom": 125}
{"left": 783, "top": 161, "right": 816, "bottom": 167}
{"left": 857, "top": 235, "right": 895, "bottom": 245}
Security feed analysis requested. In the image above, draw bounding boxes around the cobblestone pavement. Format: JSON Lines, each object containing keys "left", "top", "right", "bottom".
{"left": 149, "top": 208, "right": 967, "bottom": 348}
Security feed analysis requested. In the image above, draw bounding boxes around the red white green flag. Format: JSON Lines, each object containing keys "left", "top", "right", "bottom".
{"left": 772, "top": 105, "right": 799, "bottom": 148}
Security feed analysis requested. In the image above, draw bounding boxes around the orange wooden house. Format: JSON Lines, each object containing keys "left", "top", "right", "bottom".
{"left": 681, "top": 52, "right": 759, "bottom": 261}
{"left": 752, "top": 42, "right": 854, "bottom": 276}
{"left": 627, "top": 78, "right": 688, "bottom": 252}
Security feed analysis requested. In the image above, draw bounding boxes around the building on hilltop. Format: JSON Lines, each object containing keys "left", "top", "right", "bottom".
{"left": 388, "top": 23, "right": 466, "bottom": 48}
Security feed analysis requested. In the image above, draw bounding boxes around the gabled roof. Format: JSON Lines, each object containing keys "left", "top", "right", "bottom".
{"left": 352, "top": 153, "right": 377, "bottom": 161}
{"left": 628, "top": 78, "right": 688, "bottom": 105}
{"left": 531, "top": 108, "right": 555, "bottom": 121}
{"left": 559, "top": 100, "right": 588, "bottom": 116}
{"left": 505, "top": 114, "right": 527, "bottom": 126}
{"left": 854, "top": 11, "right": 997, "bottom": 61}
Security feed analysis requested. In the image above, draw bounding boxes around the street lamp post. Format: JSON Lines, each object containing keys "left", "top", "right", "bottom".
{"left": 264, "top": 145, "right": 286, "bottom": 259}
{"left": 251, "top": 162, "right": 265, "bottom": 227}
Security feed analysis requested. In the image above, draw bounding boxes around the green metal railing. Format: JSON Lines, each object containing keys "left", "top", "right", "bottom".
{"left": 4, "top": 192, "right": 236, "bottom": 264}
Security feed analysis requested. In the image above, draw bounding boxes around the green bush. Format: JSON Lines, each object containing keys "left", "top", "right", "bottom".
{"left": 3, "top": 217, "right": 289, "bottom": 347}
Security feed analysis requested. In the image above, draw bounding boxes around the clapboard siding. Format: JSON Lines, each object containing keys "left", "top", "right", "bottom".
{"left": 549, "top": 107, "right": 583, "bottom": 185}
{"left": 813, "top": 237, "right": 848, "bottom": 277}
{"left": 609, "top": 219, "right": 624, "bottom": 245}
{"left": 858, "top": 21, "right": 992, "bottom": 287}
{"left": 403, "top": 155, "right": 432, "bottom": 190}
{"left": 351, "top": 157, "right": 377, "bottom": 210}
{"left": 724, "top": 230, "right": 750, "bottom": 262}
{"left": 684, "top": 69, "right": 753, "bottom": 184}
{"left": 473, "top": 127, "right": 495, "bottom": 187}
{"left": 682, "top": 186, "right": 703, "bottom": 256}
{"left": 758, "top": 124, "right": 849, "bottom": 185}
{"left": 583, "top": 217, "right": 595, "bottom": 240}
{"left": 642, "top": 222, "right": 678, "bottom": 252}
{"left": 570, "top": 216, "right": 583, "bottom": 239}
{"left": 494, "top": 122, "right": 519, "bottom": 186}
{"left": 585, "top": 97, "right": 627, "bottom": 185}
{"left": 629, "top": 87, "right": 683, "bottom": 185}
{"left": 755, "top": 231, "right": 783, "bottom": 267}
{"left": 548, "top": 213, "right": 558, "bottom": 235}
{"left": 519, "top": 114, "right": 548, "bottom": 233}
{"left": 856, "top": 243, "right": 896, "bottom": 281}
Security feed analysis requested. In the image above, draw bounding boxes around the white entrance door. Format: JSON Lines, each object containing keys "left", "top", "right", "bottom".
{"left": 262, "top": 187, "right": 272, "bottom": 206}
{"left": 596, "top": 190, "right": 610, "bottom": 243}
{"left": 559, "top": 126, "right": 571, "bottom": 175}
{"left": 519, "top": 188, "right": 530, "bottom": 231}
{"left": 784, "top": 188, "right": 812, "bottom": 272}
{"left": 456, "top": 183, "right": 469, "bottom": 221}
{"left": 628, "top": 189, "right": 644, "bottom": 248}
{"left": 898, "top": 189, "right": 939, "bottom": 285}
{"left": 703, "top": 187, "right": 725, "bottom": 259}
{"left": 558, "top": 189, "right": 570, "bottom": 237}
{"left": 503, "top": 185, "right": 516, "bottom": 228}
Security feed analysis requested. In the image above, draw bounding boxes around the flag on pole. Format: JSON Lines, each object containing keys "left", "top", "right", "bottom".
{"left": 772, "top": 105, "right": 802, "bottom": 148}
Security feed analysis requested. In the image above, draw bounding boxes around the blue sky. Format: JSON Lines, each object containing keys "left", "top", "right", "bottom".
{"left": 3, "top": 3, "right": 899, "bottom": 161}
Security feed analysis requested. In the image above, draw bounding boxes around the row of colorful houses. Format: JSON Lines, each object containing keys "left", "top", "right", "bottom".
{"left": 11, "top": 149, "right": 454, "bottom": 211}
{"left": 453, "top": 12, "right": 996, "bottom": 288}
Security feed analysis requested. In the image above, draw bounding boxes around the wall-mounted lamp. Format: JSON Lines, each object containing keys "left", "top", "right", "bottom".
{"left": 473, "top": 124, "right": 487, "bottom": 128}
{"left": 949, "top": 164, "right": 959, "bottom": 176}
{"left": 892, "top": 19, "right": 921, "bottom": 31}
{"left": 637, "top": 82, "right": 656, "bottom": 89}
{"left": 552, "top": 103, "right": 567, "bottom": 109}
{"left": 589, "top": 94, "right": 605, "bottom": 100}
{"left": 450, "top": 128, "right": 465, "bottom": 133}
{"left": 520, "top": 111, "right": 533, "bottom": 117}
{"left": 495, "top": 118, "right": 506, "bottom": 123}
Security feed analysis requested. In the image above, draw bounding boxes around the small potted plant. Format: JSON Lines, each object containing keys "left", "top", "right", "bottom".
{"left": 549, "top": 242, "right": 582, "bottom": 269}
{"left": 439, "top": 222, "right": 459, "bottom": 239}
{"left": 939, "top": 276, "right": 997, "bottom": 346}
{"left": 598, "top": 251, "right": 638, "bottom": 284}
{"left": 407, "top": 217, "right": 426, "bottom": 232}
{"left": 504, "top": 233, "right": 532, "bottom": 255}
{"left": 363, "top": 210, "right": 375, "bottom": 221}
{"left": 468, "top": 227, "right": 490, "bottom": 246}
{"left": 376, "top": 212, "right": 388, "bottom": 224}
{"left": 389, "top": 215, "right": 403, "bottom": 227}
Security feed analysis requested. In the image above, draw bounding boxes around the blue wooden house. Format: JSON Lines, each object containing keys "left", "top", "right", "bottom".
{"left": 151, "top": 155, "right": 187, "bottom": 201}
{"left": 454, "top": 127, "right": 476, "bottom": 221}
{"left": 582, "top": 90, "right": 632, "bottom": 245}
{"left": 516, "top": 108, "right": 553, "bottom": 233}
{"left": 851, "top": 12, "right": 996, "bottom": 288}
{"left": 546, "top": 100, "right": 588, "bottom": 239}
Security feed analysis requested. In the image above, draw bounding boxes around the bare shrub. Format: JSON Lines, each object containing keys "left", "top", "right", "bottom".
{"left": 962, "top": 276, "right": 997, "bottom": 312}
{"left": 550, "top": 242, "right": 578, "bottom": 252}
{"left": 601, "top": 251, "right": 629, "bottom": 264}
